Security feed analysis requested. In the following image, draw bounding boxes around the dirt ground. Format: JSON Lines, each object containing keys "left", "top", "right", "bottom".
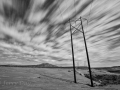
{"left": 0, "top": 67, "right": 119, "bottom": 90}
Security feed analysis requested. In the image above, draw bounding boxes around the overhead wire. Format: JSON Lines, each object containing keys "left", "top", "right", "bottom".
{"left": 84, "top": 0, "right": 93, "bottom": 36}
{"left": 74, "top": 0, "right": 77, "bottom": 16}
{"left": 58, "top": 0, "right": 93, "bottom": 33}
{"left": 58, "top": 6, "right": 64, "bottom": 22}
{"left": 73, "top": 0, "right": 79, "bottom": 33}
{"left": 87, "top": 0, "right": 93, "bottom": 24}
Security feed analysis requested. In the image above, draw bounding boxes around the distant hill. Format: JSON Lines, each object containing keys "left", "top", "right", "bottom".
{"left": 112, "top": 66, "right": 120, "bottom": 68}
{"left": 0, "top": 63, "right": 58, "bottom": 68}
{"left": 0, "top": 64, "right": 90, "bottom": 69}
{"left": 37, "top": 63, "right": 58, "bottom": 68}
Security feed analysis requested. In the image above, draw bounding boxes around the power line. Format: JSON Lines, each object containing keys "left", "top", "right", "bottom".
{"left": 74, "top": 0, "right": 77, "bottom": 14}
{"left": 58, "top": 1, "right": 94, "bottom": 86}
{"left": 58, "top": 7, "right": 64, "bottom": 22}
{"left": 88, "top": 1, "right": 93, "bottom": 23}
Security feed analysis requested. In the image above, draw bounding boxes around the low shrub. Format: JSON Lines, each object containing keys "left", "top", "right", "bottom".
{"left": 84, "top": 74, "right": 120, "bottom": 86}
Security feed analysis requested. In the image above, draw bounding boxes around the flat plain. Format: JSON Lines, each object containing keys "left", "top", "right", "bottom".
{"left": 0, "top": 67, "right": 120, "bottom": 90}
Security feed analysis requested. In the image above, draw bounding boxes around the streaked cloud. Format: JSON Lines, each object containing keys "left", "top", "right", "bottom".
{"left": 0, "top": 0, "right": 120, "bottom": 67}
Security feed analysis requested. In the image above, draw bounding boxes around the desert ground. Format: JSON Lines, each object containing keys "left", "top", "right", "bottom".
{"left": 0, "top": 67, "right": 120, "bottom": 90}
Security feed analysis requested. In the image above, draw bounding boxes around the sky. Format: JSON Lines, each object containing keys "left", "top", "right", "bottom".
{"left": 0, "top": 0, "right": 120, "bottom": 67}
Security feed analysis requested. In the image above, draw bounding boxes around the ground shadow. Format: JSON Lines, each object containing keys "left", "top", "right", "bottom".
{"left": 38, "top": 73, "right": 84, "bottom": 85}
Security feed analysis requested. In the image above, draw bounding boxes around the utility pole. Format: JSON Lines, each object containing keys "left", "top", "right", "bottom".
{"left": 68, "top": 17, "right": 93, "bottom": 86}
{"left": 80, "top": 17, "right": 94, "bottom": 87}
{"left": 69, "top": 20, "right": 77, "bottom": 83}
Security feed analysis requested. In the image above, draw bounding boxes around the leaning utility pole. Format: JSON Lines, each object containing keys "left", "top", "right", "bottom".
{"left": 80, "top": 17, "right": 94, "bottom": 87}
{"left": 69, "top": 20, "right": 77, "bottom": 83}
{"left": 68, "top": 17, "right": 93, "bottom": 87}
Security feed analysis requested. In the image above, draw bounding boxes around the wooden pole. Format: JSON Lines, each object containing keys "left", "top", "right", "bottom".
{"left": 69, "top": 20, "right": 77, "bottom": 83}
{"left": 80, "top": 17, "right": 94, "bottom": 87}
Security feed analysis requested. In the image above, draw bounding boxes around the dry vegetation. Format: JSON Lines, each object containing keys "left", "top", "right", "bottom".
{"left": 85, "top": 74, "right": 120, "bottom": 86}
{"left": 83, "top": 67, "right": 120, "bottom": 86}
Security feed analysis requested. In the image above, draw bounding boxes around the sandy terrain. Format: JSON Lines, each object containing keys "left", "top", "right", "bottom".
{"left": 0, "top": 67, "right": 119, "bottom": 90}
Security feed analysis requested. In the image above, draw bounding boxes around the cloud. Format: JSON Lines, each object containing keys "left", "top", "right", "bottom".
{"left": 0, "top": 0, "right": 120, "bottom": 67}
